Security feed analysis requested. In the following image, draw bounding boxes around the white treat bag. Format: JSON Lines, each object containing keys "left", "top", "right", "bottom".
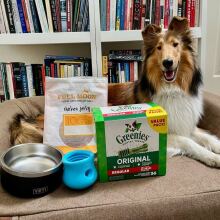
{"left": 43, "top": 77, "right": 108, "bottom": 153}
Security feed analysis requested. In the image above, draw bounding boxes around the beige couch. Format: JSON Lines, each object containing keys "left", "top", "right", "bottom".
{"left": 0, "top": 92, "right": 220, "bottom": 219}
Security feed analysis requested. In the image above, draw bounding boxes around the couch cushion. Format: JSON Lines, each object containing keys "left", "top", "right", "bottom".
{"left": 0, "top": 157, "right": 220, "bottom": 219}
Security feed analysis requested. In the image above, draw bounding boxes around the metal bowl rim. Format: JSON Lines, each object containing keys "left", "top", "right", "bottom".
{"left": 0, "top": 143, "right": 63, "bottom": 178}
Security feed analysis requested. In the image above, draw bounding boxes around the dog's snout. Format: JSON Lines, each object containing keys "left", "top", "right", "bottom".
{"left": 162, "top": 59, "right": 173, "bottom": 69}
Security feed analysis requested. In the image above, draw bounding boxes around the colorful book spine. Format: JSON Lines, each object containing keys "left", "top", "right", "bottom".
{"left": 102, "top": 56, "right": 108, "bottom": 76}
{"left": 169, "top": 0, "right": 173, "bottom": 23}
{"left": 130, "top": 62, "right": 134, "bottom": 82}
{"left": 190, "top": 0, "right": 195, "bottom": 27}
{"left": 160, "top": 0, "right": 165, "bottom": 29}
{"left": 35, "top": 0, "right": 49, "bottom": 32}
{"left": 133, "top": 0, "right": 141, "bottom": 30}
{"left": 155, "top": 0, "right": 160, "bottom": 26}
{"left": 177, "top": 0, "right": 182, "bottom": 17}
{"left": 145, "top": 0, "right": 151, "bottom": 25}
{"left": 29, "top": 0, "right": 41, "bottom": 33}
{"left": 56, "top": 0, "right": 62, "bottom": 32}
{"left": 186, "top": 0, "right": 191, "bottom": 25}
{"left": 60, "top": 0, "right": 67, "bottom": 32}
{"left": 25, "top": 0, "right": 35, "bottom": 32}
{"left": 20, "top": 64, "right": 29, "bottom": 97}
{"left": 50, "top": 0, "right": 58, "bottom": 32}
{"left": 120, "top": 0, "right": 125, "bottom": 30}
{"left": 0, "top": 0, "right": 10, "bottom": 33}
{"left": 164, "top": 0, "right": 169, "bottom": 28}
{"left": 151, "top": 0, "right": 156, "bottom": 24}
{"left": 3, "top": 0, "right": 16, "bottom": 33}
{"left": 5, "top": 63, "right": 15, "bottom": 99}
{"left": 66, "top": 0, "right": 72, "bottom": 32}
{"left": 0, "top": 63, "right": 10, "bottom": 100}
{"left": 110, "top": 0, "right": 116, "bottom": 31}
{"left": 106, "top": 0, "right": 110, "bottom": 31}
{"left": 182, "top": 0, "right": 186, "bottom": 17}
{"left": 100, "top": 0, "right": 107, "bottom": 31}
{"left": 11, "top": 0, "right": 22, "bottom": 33}
{"left": 116, "top": 0, "right": 121, "bottom": 30}
{"left": 129, "top": 0, "right": 133, "bottom": 29}
{"left": 0, "top": 3, "right": 6, "bottom": 33}
{"left": 26, "top": 65, "right": 35, "bottom": 97}
{"left": 11, "top": 62, "right": 23, "bottom": 98}
{"left": 72, "top": 0, "right": 79, "bottom": 31}
{"left": 21, "top": 0, "right": 30, "bottom": 32}
{"left": 45, "top": 0, "right": 54, "bottom": 32}
{"left": 141, "top": 0, "right": 146, "bottom": 29}
{"left": 124, "top": 62, "right": 130, "bottom": 82}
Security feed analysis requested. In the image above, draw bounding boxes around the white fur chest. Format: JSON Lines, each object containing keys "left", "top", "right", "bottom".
{"left": 152, "top": 85, "right": 203, "bottom": 137}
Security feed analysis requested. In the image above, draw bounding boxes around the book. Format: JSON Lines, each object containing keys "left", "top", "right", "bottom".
{"left": 21, "top": 0, "right": 31, "bottom": 32}
{"left": 5, "top": 63, "right": 15, "bottom": 99}
{"left": 134, "top": 61, "right": 138, "bottom": 81}
{"left": 133, "top": 0, "right": 141, "bottom": 30}
{"left": 110, "top": 0, "right": 116, "bottom": 31}
{"left": 0, "top": 63, "right": 10, "bottom": 100}
{"left": 3, "top": 0, "right": 15, "bottom": 33}
{"left": 177, "top": 0, "right": 182, "bottom": 17}
{"left": 50, "top": 0, "right": 58, "bottom": 32}
{"left": 155, "top": 0, "right": 160, "bottom": 26}
{"left": 32, "top": 64, "right": 44, "bottom": 96}
{"left": 11, "top": 0, "right": 22, "bottom": 33}
{"left": 16, "top": 0, "right": 27, "bottom": 32}
{"left": 56, "top": 0, "right": 62, "bottom": 32}
{"left": 195, "top": 0, "right": 200, "bottom": 27}
{"left": 26, "top": 65, "right": 35, "bottom": 97}
{"left": 116, "top": 0, "right": 121, "bottom": 30}
{"left": 186, "top": 0, "right": 191, "bottom": 25}
{"left": 0, "top": 65, "right": 5, "bottom": 101}
{"left": 129, "top": 0, "right": 133, "bottom": 29}
{"left": 160, "top": 0, "right": 165, "bottom": 29}
{"left": 66, "top": 0, "right": 72, "bottom": 32}
{"left": 190, "top": 0, "right": 195, "bottom": 27}
{"left": 0, "top": 3, "right": 7, "bottom": 33}
{"left": 106, "top": 0, "right": 110, "bottom": 31}
{"left": 60, "top": 0, "right": 67, "bottom": 32}
{"left": 100, "top": 0, "right": 106, "bottom": 31}
{"left": 145, "top": 0, "right": 151, "bottom": 25}
{"left": 130, "top": 62, "right": 134, "bottom": 82}
{"left": 20, "top": 63, "right": 29, "bottom": 97}
{"left": 11, "top": 62, "right": 23, "bottom": 98}
{"left": 102, "top": 56, "right": 108, "bottom": 76}
{"left": 35, "top": 0, "right": 49, "bottom": 32}
{"left": 164, "top": 0, "right": 169, "bottom": 28}
{"left": 25, "top": 0, "right": 35, "bottom": 32}
{"left": 124, "top": 62, "right": 130, "bottom": 82}
{"left": 182, "top": 0, "right": 186, "bottom": 17}
{"left": 173, "top": 0, "right": 178, "bottom": 16}
{"left": 141, "top": 0, "right": 146, "bottom": 29}
{"left": 29, "top": 0, "right": 41, "bottom": 33}
{"left": 169, "top": 0, "right": 173, "bottom": 23}
{"left": 120, "top": 0, "right": 125, "bottom": 30}
{"left": 45, "top": 0, "right": 54, "bottom": 32}
{"left": 73, "top": 0, "right": 79, "bottom": 31}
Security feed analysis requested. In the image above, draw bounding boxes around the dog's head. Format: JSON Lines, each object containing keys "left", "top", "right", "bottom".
{"left": 141, "top": 16, "right": 202, "bottom": 95}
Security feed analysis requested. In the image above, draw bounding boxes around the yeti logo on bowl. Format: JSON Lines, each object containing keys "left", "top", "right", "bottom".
{"left": 33, "top": 186, "right": 48, "bottom": 195}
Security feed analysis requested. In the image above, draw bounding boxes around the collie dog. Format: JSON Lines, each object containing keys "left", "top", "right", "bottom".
{"left": 10, "top": 17, "right": 220, "bottom": 167}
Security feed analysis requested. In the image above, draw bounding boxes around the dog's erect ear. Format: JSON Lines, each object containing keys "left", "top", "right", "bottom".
{"left": 142, "top": 24, "right": 162, "bottom": 41}
{"left": 168, "top": 16, "right": 189, "bottom": 33}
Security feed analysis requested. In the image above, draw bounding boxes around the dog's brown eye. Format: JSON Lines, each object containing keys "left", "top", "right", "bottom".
{"left": 157, "top": 46, "right": 162, "bottom": 50}
{"left": 173, "top": 42, "right": 179, "bottom": 47}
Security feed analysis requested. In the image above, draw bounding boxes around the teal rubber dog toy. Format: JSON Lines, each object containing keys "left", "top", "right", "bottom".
{"left": 62, "top": 150, "right": 97, "bottom": 190}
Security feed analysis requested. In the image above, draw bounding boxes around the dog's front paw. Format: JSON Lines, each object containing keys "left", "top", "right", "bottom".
{"left": 204, "top": 155, "right": 220, "bottom": 168}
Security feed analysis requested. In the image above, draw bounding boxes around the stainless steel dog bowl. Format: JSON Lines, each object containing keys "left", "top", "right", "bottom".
{"left": 0, "top": 143, "right": 63, "bottom": 197}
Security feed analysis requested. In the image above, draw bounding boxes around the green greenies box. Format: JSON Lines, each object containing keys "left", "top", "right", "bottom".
{"left": 92, "top": 103, "right": 168, "bottom": 182}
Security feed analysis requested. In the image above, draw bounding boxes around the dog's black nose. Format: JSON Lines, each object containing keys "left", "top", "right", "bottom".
{"left": 162, "top": 59, "right": 173, "bottom": 69}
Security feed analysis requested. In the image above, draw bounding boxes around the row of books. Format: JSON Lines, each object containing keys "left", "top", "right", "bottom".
{"left": 0, "top": 0, "right": 89, "bottom": 34}
{"left": 100, "top": 0, "right": 200, "bottom": 31}
{"left": 0, "top": 55, "right": 92, "bottom": 101}
{"left": 102, "top": 50, "right": 142, "bottom": 83}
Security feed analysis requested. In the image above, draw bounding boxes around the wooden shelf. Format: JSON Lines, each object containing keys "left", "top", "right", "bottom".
{"left": 0, "top": 32, "right": 91, "bottom": 45}
{"left": 101, "top": 27, "right": 202, "bottom": 42}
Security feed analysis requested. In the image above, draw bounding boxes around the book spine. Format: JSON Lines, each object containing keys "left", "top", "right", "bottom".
{"left": 45, "top": 0, "right": 54, "bottom": 32}
{"left": 6, "top": 63, "right": 15, "bottom": 99}
{"left": 38, "top": 65, "right": 44, "bottom": 95}
{"left": 182, "top": 0, "right": 186, "bottom": 17}
{"left": 56, "top": 0, "right": 61, "bottom": 32}
{"left": 29, "top": 0, "right": 41, "bottom": 33}
{"left": 124, "top": 0, "right": 128, "bottom": 30}
{"left": 129, "top": 0, "right": 133, "bottom": 29}
{"left": 81, "top": 0, "right": 88, "bottom": 31}
{"left": 155, "top": 0, "right": 160, "bottom": 26}
{"left": 35, "top": 0, "right": 49, "bottom": 32}
{"left": 21, "top": 0, "right": 30, "bottom": 32}
{"left": 186, "top": 0, "right": 191, "bottom": 24}
{"left": 66, "top": 0, "right": 71, "bottom": 31}
{"left": 116, "top": 0, "right": 121, "bottom": 30}
{"left": 50, "top": 63, "right": 55, "bottom": 77}
{"left": 0, "top": 1, "right": 10, "bottom": 33}
{"left": 120, "top": 63, "right": 125, "bottom": 83}
{"left": 77, "top": 0, "right": 85, "bottom": 32}
{"left": 195, "top": 0, "right": 199, "bottom": 27}
{"left": 25, "top": 0, "right": 35, "bottom": 32}
{"left": 129, "top": 62, "right": 134, "bottom": 82}
{"left": 3, "top": 0, "right": 16, "bottom": 33}
{"left": 169, "top": 0, "right": 173, "bottom": 23}
{"left": 20, "top": 64, "right": 29, "bottom": 97}
{"left": 41, "top": 65, "right": 45, "bottom": 94}
{"left": 164, "top": 0, "right": 169, "bottom": 28}
{"left": 100, "top": 0, "right": 106, "bottom": 31}
{"left": 0, "top": 64, "right": 5, "bottom": 101}
{"left": 12, "top": 62, "right": 23, "bottom": 98}
{"left": 141, "top": 0, "right": 146, "bottom": 29}
{"left": 145, "top": 0, "right": 151, "bottom": 25}
{"left": 102, "top": 56, "right": 108, "bottom": 76}
{"left": 134, "top": 61, "right": 138, "bottom": 81}
{"left": 190, "top": 0, "right": 195, "bottom": 27}
{"left": 0, "top": 3, "right": 7, "bottom": 33}
{"left": 151, "top": 0, "right": 156, "bottom": 24}
{"left": 11, "top": 0, "right": 22, "bottom": 33}
{"left": 177, "top": 0, "right": 182, "bottom": 17}
{"left": 54, "top": 63, "right": 58, "bottom": 77}
{"left": 173, "top": 0, "right": 178, "bottom": 16}
{"left": 16, "top": 0, "right": 27, "bottom": 32}
{"left": 50, "top": 0, "right": 58, "bottom": 32}
{"left": 0, "top": 63, "right": 10, "bottom": 100}
{"left": 124, "top": 62, "right": 130, "bottom": 82}
{"left": 133, "top": 0, "right": 141, "bottom": 30}
{"left": 26, "top": 65, "right": 35, "bottom": 97}
{"left": 110, "top": 0, "right": 116, "bottom": 31}
{"left": 60, "top": 0, "right": 67, "bottom": 32}
{"left": 119, "top": 0, "right": 125, "bottom": 30}
{"left": 106, "top": 0, "right": 110, "bottom": 31}
{"left": 160, "top": 0, "right": 164, "bottom": 28}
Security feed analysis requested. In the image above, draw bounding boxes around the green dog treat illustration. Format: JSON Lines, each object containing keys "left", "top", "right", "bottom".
{"left": 118, "top": 143, "right": 148, "bottom": 157}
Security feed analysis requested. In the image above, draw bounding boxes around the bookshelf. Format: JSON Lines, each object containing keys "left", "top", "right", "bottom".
{"left": 0, "top": 0, "right": 207, "bottom": 79}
